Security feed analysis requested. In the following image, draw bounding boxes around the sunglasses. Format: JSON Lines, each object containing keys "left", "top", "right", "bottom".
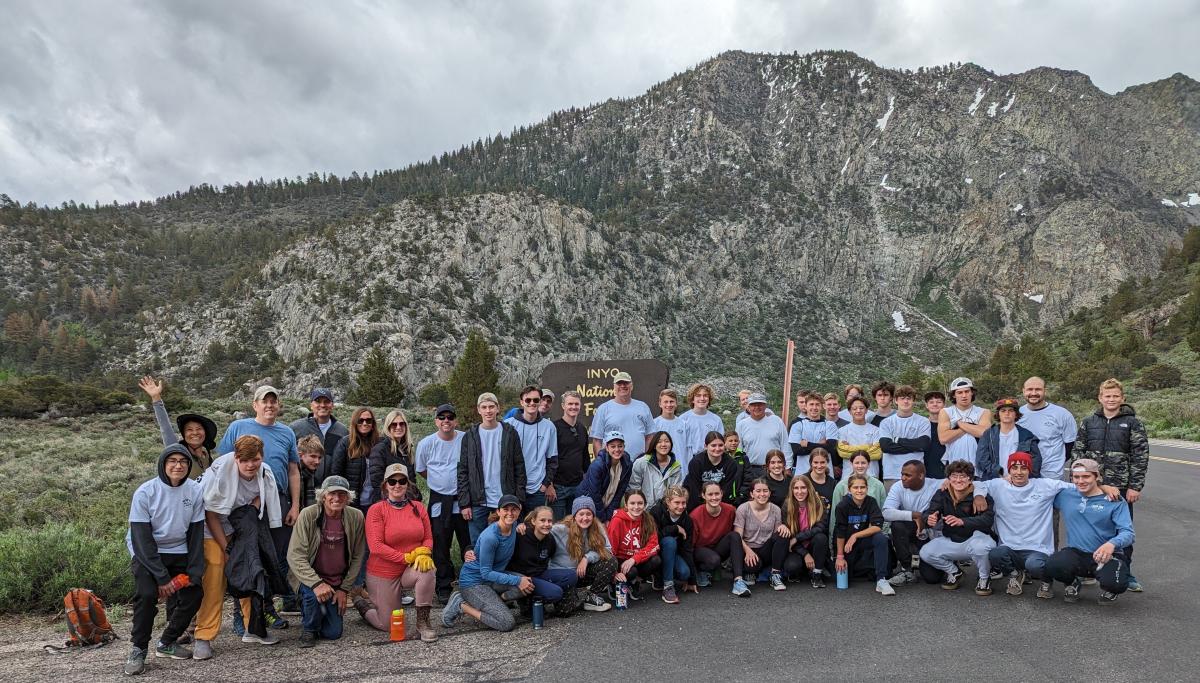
{"left": 386, "top": 478, "right": 408, "bottom": 486}
{"left": 357, "top": 418, "right": 376, "bottom": 424}
{"left": 522, "top": 398, "right": 541, "bottom": 404}
{"left": 436, "top": 414, "right": 455, "bottom": 421}
{"left": 389, "top": 422, "right": 407, "bottom": 428}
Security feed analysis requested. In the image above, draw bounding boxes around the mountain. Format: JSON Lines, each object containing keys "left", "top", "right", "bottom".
{"left": 3, "top": 50, "right": 1200, "bottom": 398}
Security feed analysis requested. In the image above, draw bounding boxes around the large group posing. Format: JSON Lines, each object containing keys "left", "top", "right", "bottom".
{"left": 121, "top": 370, "right": 1148, "bottom": 675}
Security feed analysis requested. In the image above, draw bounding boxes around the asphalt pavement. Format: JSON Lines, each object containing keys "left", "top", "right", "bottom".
{"left": 7, "top": 441, "right": 1196, "bottom": 682}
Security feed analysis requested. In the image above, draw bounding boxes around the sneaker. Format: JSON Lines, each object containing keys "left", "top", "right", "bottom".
{"left": 650, "top": 576, "right": 662, "bottom": 591}
{"left": 230, "top": 606, "right": 245, "bottom": 637}
{"left": 582, "top": 592, "right": 611, "bottom": 612}
{"left": 731, "top": 578, "right": 751, "bottom": 597}
{"left": 401, "top": 595, "right": 415, "bottom": 605}
{"left": 241, "top": 632, "right": 279, "bottom": 645}
{"left": 124, "top": 647, "right": 146, "bottom": 675}
{"left": 1064, "top": 579, "right": 1081, "bottom": 603}
{"left": 1080, "top": 577, "right": 1098, "bottom": 586}
{"left": 696, "top": 571, "right": 712, "bottom": 588}
{"left": 192, "top": 639, "right": 212, "bottom": 661}
{"left": 770, "top": 572, "right": 787, "bottom": 591}
{"left": 1097, "top": 590, "right": 1119, "bottom": 605}
{"left": 442, "top": 591, "right": 464, "bottom": 627}
{"left": 810, "top": 574, "right": 825, "bottom": 589}
{"left": 1036, "top": 582, "right": 1054, "bottom": 599}
{"left": 661, "top": 584, "right": 679, "bottom": 604}
{"left": 1127, "top": 578, "right": 1143, "bottom": 593}
{"left": 975, "top": 579, "right": 992, "bottom": 596}
{"left": 876, "top": 579, "right": 896, "bottom": 596}
{"left": 888, "top": 570, "right": 915, "bottom": 587}
{"left": 264, "top": 612, "right": 289, "bottom": 630}
{"left": 628, "top": 581, "right": 644, "bottom": 601}
{"left": 154, "top": 641, "right": 193, "bottom": 659}
{"left": 298, "top": 631, "right": 316, "bottom": 648}
{"left": 1006, "top": 573, "right": 1024, "bottom": 596}
{"left": 941, "top": 569, "right": 963, "bottom": 590}
{"left": 989, "top": 569, "right": 1003, "bottom": 580}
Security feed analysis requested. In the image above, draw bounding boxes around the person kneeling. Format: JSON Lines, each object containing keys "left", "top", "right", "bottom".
{"left": 124, "top": 445, "right": 205, "bottom": 676}
{"left": 287, "top": 476, "right": 366, "bottom": 647}
{"left": 919, "top": 461, "right": 996, "bottom": 595}
{"left": 834, "top": 474, "right": 895, "bottom": 596}
{"left": 649, "top": 486, "right": 698, "bottom": 603}
{"left": 508, "top": 506, "right": 580, "bottom": 614}
{"left": 1045, "top": 458, "right": 1134, "bottom": 605}
{"left": 443, "top": 496, "right": 532, "bottom": 632}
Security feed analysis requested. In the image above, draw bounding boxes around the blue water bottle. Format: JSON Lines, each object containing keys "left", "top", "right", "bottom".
{"left": 836, "top": 568, "right": 849, "bottom": 590}
{"left": 531, "top": 598, "right": 544, "bottom": 629}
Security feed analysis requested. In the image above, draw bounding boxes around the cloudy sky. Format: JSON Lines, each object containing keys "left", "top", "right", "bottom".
{"left": 2, "top": 0, "right": 1196, "bottom": 206}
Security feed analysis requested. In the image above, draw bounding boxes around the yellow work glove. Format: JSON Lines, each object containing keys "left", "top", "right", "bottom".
{"left": 414, "top": 554, "right": 435, "bottom": 572}
{"left": 404, "top": 546, "right": 432, "bottom": 566}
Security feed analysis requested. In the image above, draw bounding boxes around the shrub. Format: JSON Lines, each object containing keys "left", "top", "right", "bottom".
{"left": 1062, "top": 364, "right": 1110, "bottom": 399}
{"left": 350, "top": 347, "right": 406, "bottom": 407}
{"left": 0, "top": 387, "right": 41, "bottom": 417}
{"left": 417, "top": 383, "right": 450, "bottom": 407}
{"left": 1129, "top": 352, "right": 1158, "bottom": 370}
{"left": 0, "top": 524, "right": 133, "bottom": 613}
{"left": 1138, "top": 364, "right": 1183, "bottom": 391}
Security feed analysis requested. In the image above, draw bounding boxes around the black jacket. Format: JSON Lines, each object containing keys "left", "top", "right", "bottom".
{"left": 1074, "top": 404, "right": 1150, "bottom": 491}
{"left": 974, "top": 425, "right": 1041, "bottom": 481}
{"left": 225, "top": 504, "right": 287, "bottom": 598}
{"left": 289, "top": 415, "right": 349, "bottom": 463}
{"left": 329, "top": 435, "right": 370, "bottom": 507}
{"left": 457, "top": 422, "right": 527, "bottom": 509}
{"left": 649, "top": 500, "right": 697, "bottom": 580}
{"left": 788, "top": 508, "right": 830, "bottom": 557}
{"left": 683, "top": 452, "right": 746, "bottom": 510}
{"left": 923, "top": 489, "right": 995, "bottom": 543}
{"left": 300, "top": 458, "right": 333, "bottom": 509}
{"left": 553, "top": 417, "right": 591, "bottom": 487}
{"left": 507, "top": 526, "right": 558, "bottom": 576}
{"left": 368, "top": 437, "right": 415, "bottom": 507}
{"left": 834, "top": 495, "right": 885, "bottom": 540}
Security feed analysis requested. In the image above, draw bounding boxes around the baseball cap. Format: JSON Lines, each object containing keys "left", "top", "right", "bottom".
{"left": 434, "top": 403, "right": 456, "bottom": 418}
{"left": 476, "top": 392, "right": 499, "bottom": 406}
{"left": 949, "top": 377, "right": 974, "bottom": 392}
{"left": 541, "top": 389, "right": 555, "bottom": 399}
{"left": 1071, "top": 458, "right": 1101, "bottom": 474}
{"left": 994, "top": 397, "right": 1020, "bottom": 412}
{"left": 747, "top": 392, "right": 768, "bottom": 405}
{"left": 604, "top": 430, "right": 626, "bottom": 444}
{"left": 497, "top": 494, "right": 522, "bottom": 509}
{"left": 253, "top": 385, "right": 279, "bottom": 402}
{"left": 320, "top": 475, "right": 351, "bottom": 494}
{"left": 612, "top": 371, "right": 633, "bottom": 383}
{"left": 309, "top": 388, "right": 334, "bottom": 402}
{"left": 383, "top": 463, "right": 409, "bottom": 481}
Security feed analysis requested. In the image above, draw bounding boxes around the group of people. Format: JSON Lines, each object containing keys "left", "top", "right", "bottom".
{"left": 123, "top": 369, "right": 1147, "bottom": 674}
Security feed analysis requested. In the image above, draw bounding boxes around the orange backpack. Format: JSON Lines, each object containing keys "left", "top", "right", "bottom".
{"left": 46, "top": 589, "right": 117, "bottom": 652}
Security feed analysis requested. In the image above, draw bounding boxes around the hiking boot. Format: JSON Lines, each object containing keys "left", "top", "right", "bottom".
{"left": 192, "top": 639, "right": 212, "bottom": 661}
{"left": 876, "top": 579, "right": 896, "bottom": 596}
{"left": 770, "top": 572, "right": 787, "bottom": 591}
{"left": 582, "top": 592, "right": 611, "bottom": 612}
{"left": 264, "top": 611, "right": 289, "bottom": 630}
{"left": 124, "top": 647, "right": 146, "bottom": 675}
{"left": 888, "top": 570, "right": 915, "bottom": 587}
{"left": 810, "top": 574, "right": 825, "bottom": 589}
{"left": 1036, "top": 582, "right": 1054, "bottom": 599}
{"left": 975, "top": 579, "right": 992, "bottom": 596}
{"left": 298, "top": 631, "right": 316, "bottom": 648}
{"left": 1006, "top": 572, "right": 1024, "bottom": 596}
{"left": 696, "top": 571, "right": 712, "bottom": 588}
{"left": 416, "top": 606, "right": 438, "bottom": 642}
{"left": 661, "top": 583, "right": 679, "bottom": 604}
{"left": 941, "top": 569, "right": 963, "bottom": 590}
{"left": 442, "top": 591, "right": 464, "bottom": 628}
{"left": 175, "top": 629, "right": 194, "bottom": 646}
{"left": 1064, "top": 579, "right": 1081, "bottom": 603}
{"left": 731, "top": 578, "right": 751, "bottom": 597}
{"left": 1097, "top": 590, "right": 1119, "bottom": 606}
{"left": 241, "top": 632, "right": 280, "bottom": 645}
{"left": 155, "top": 641, "right": 192, "bottom": 659}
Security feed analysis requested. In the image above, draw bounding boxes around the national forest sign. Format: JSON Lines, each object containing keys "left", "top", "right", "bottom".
{"left": 539, "top": 359, "right": 670, "bottom": 426}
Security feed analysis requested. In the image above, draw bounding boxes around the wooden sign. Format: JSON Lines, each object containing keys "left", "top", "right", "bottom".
{"left": 539, "top": 359, "right": 670, "bottom": 426}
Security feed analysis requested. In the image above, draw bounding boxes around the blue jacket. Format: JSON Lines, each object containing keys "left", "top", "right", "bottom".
{"left": 974, "top": 425, "right": 1041, "bottom": 481}
{"left": 577, "top": 454, "right": 633, "bottom": 522}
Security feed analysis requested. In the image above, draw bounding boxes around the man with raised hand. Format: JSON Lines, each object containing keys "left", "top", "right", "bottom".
{"left": 416, "top": 403, "right": 468, "bottom": 603}
{"left": 591, "top": 371, "right": 655, "bottom": 458}
{"left": 505, "top": 385, "right": 559, "bottom": 515}
{"left": 1045, "top": 458, "right": 1135, "bottom": 605}
{"left": 1018, "top": 376, "right": 1077, "bottom": 481}
{"left": 459, "top": 392, "right": 526, "bottom": 545}
{"left": 878, "top": 385, "right": 932, "bottom": 490}
{"left": 1072, "top": 378, "right": 1149, "bottom": 592}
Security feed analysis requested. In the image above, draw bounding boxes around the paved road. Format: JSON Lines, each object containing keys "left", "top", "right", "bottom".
{"left": 8, "top": 441, "right": 1196, "bottom": 682}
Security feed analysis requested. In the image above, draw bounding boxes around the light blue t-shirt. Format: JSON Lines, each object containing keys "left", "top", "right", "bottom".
{"left": 652, "top": 415, "right": 692, "bottom": 469}
{"left": 505, "top": 416, "right": 558, "bottom": 494}
{"left": 975, "top": 478, "right": 1072, "bottom": 555}
{"left": 217, "top": 418, "right": 299, "bottom": 494}
{"left": 458, "top": 522, "right": 520, "bottom": 588}
{"left": 679, "top": 410, "right": 723, "bottom": 461}
{"left": 738, "top": 414, "right": 790, "bottom": 466}
{"left": 415, "top": 431, "right": 465, "bottom": 497}
{"left": 1019, "top": 402, "right": 1077, "bottom": 480}
{"left": 126, "top": 477, "right": 205, "bottom": 556}
{"left": 787, "top": 418, "right": 840, "bottom": 474}
{"left": 1054, "top": 487, "right": 1135, "bottom": 552}
{"left": 479, "top": 424, "right": 504, "bottom": 508}
{"left": 592, "top": 399, "right": 654, "bottom": 457}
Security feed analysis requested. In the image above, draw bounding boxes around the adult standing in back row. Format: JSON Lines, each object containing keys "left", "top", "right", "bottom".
{"left": 552, "top": 391, "right": 591, "bottom": 520}
{"left": 505, "top": 385, "right": 559, "bottom": 515}
{"left": 591, "top": 371, "right": 654, "bottom": 458}
{"left": 459, "top": 392, "right": 526, "bottom": 545}
{"left": 738, "top": 393, "right": 789, "bottom": 481}
{"left": 1018, "top": 376, "right": 1077, "bottom": 481}
{"left": 289, "top": 388, "right": 349, "bottom": 470}
{"left": 416, "top": 404, "right": 468, "bottom": 603}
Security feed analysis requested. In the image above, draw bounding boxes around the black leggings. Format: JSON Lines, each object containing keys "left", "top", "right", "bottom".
{"left": 730, "top": 533, "right": 787, "bottom": 577}
{"left": 622, "top": 555, "right": 662, "bottom": 583}
{"left": 693, "top": 532, "right": 738, "bottom": 572}
{"left": 783, "top": 532, "right": 830, "bottom": 578}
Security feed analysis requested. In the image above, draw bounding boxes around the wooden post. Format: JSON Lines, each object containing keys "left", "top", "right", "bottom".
{"left": 781, "top": 339, "right": 795, "bottom": 425}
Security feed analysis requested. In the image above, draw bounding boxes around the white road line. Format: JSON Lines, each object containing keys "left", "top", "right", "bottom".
{"left": 1151, "top": 456, "right": 1200, "bottom": 467}
{"left": 1150, "top": 439, "right": 1200, "bottom": 451}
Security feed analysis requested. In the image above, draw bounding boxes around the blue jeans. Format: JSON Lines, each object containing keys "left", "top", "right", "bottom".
{"left": 468, "top": 506, "right": 495, "bottom": 546}
{"left": 551, "top": 484, "right": 579, "bottom": 520}
{"left": 531, "top": 567, "right": 579, "bottom": 602}
{"left": 988, "top": 546, "right": 1049, "bottom": 580}
{"left": 522, "top": 490, "right": 547, "bottom": 517}
{"left": 660, "top": 536, "right": 691, "bottom": 584}
{"left": 298, "top": 584, "right": 344, "bottom": 639}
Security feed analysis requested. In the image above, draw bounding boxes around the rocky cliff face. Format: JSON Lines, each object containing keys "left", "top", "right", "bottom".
{"left": 6, "top": 50, "right": 1200, "bottom": 396}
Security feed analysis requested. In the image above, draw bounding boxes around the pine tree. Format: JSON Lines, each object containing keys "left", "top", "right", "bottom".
{"left": 447, "top": 329, "right": 500, "bottom": 424}
{"left": 351, "top": 347, "right": 406, "bottom": 406}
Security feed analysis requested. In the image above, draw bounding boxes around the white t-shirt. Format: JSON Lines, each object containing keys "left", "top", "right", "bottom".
{"left": 787, "top": 418, "right": 840, "bottom": 475}
{"left": 975, "top": 478, "right": 1075, "bottom": 555}
{"left": 943, "top": 405, "right": 984, "bottom": 467}
{"left": 877, "top": 413, "right": 931, "bottom": 480}
{"left": 838, "top": 407, "right": 877, "bottom": 424}
{"left": 127, "top": 476, "right": 205, "bottom": 554}
{"left": 202, "top": 472, "right": 260, "bottom": 540}
{"left": 1018, "top": 402, "right": 1077, "bottom": 480}
{"left": 416, "top": 430, "right": 465, "bottom": 497}
{"left": 997, "top": 426, "right": 1020, "bottom": 473}
{"left": 479, "top": 425, "right": 504, "bottom": 508}
{"left": 679, "top": 410, "right": 723, "bottom": 462}
{"left": 838, "top": 421, "right": 881, "bottom": 479}
{"left": 591, "top": 399, "right": 655, "bottom": 457}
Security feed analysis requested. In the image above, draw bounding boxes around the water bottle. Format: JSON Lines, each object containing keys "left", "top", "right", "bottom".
{"left": 389, "top": 608, "right": 406, "bottom": 641}
{"left": 615, "top": 581, "right": 628, "bottom": 610}
{"left": 531, "top": 598, "right": 544, "bottom": 629}
{"left": 836, "top": 568, "right": 849, "bottom": 590}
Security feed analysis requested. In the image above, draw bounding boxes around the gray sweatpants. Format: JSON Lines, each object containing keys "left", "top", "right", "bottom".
{"left": 919, "top": 531, "right": 996, "bottom": 578}
{"left": 461, "top": 584, "right": 516, "bottom": 632}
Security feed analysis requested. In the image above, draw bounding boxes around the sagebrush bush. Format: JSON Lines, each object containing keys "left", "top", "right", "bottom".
{"left": 0, "top": 524, "right": 133, "bottom": 613}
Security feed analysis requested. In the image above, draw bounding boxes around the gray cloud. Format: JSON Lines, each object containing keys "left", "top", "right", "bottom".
{"left": 1, "top": 0, "right": 1197, "bottom": 205}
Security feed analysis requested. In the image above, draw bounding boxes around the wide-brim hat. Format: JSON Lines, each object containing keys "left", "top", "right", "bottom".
{"left": 176, "top": 413, "right": 217, "bottom": 451}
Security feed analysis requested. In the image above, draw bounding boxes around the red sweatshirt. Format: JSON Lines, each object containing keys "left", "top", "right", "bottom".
{"left": 365, "top": 500, "right": 433, "bottom": 579}
{"left": 607, "top": 508, "right": 660, "bottom": 563}
{"left": 689, "top": 502, "right": 736, "bottom": 549}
